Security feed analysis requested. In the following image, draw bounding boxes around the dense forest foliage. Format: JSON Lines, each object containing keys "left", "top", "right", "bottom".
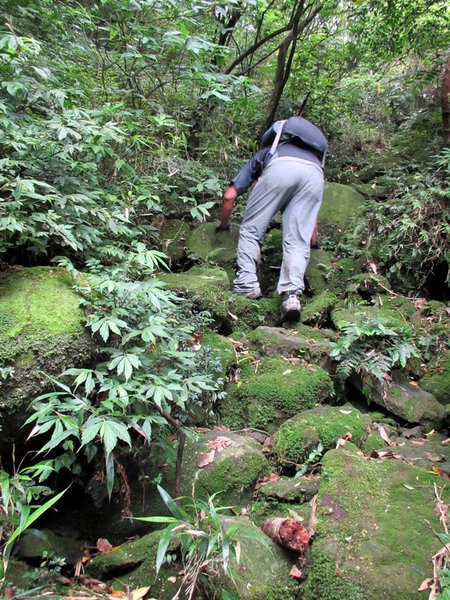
{"left": 0, "top": 0, "right": 449, "bottom": 597}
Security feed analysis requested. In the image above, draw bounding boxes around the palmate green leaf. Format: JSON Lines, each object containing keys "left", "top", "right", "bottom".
{"left": 99, "top": 418, "right": 131, "bottom": 455}
{"left": 108, "top": 353, "right": 142, "bottom": 381}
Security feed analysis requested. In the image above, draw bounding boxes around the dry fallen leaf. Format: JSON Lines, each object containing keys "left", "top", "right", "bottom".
{"left": 167, "top": 577, "right": 177, "bottom": 584}
{"left": 431, "top": 466, "right": 450, "bottom": 480}
{"left": 417, "top": 577, "right": 432, "bottom": 592}
{"left": 289, "top": 565, "right": 305, "bottom": 580}
{"left": 339, "top": 409, "right": 352, "bottom": 415}
{"left": 227, "top": 310, "right": 238, "bottom": 320}
{"left": 283, "top": 369, "right": 293, "bottom": 375}
{"left": 96, "top": 538, "right": 113, "bottom": 554}
{"left": 206, "top": 436, "right": 232, "bottom": 451}
{"left": 197, "top": 450, "right": 215, "bottom": 468}
{"left": 378, "top": 425, "right": 395, "bottom": 447}
{"left": 424, "top": 452, "right": 446, "bottom": 463}
{"left": 258, "top": 472, "right": 280, "bottom": 485}
{"left": 441, "top": 439, "right": 450, "bottom": 446}
{"left": 410, "top": 440, "right": 428, "bottom": 446}
{"left": 283, "top": 356, "right": 303, "bottom": 364}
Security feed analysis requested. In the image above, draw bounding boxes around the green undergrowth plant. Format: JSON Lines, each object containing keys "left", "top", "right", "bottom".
{"left": 24, "top": 250, "right": 225, "bottom": 501}
{"left": 330, "top": 316, "right": 420, "bottom": 396}
{"left": 133, "top": 484, "right": 267, "bottom": 600}
{"left": 0, "top": 461, "right": 66, "bottom": 586}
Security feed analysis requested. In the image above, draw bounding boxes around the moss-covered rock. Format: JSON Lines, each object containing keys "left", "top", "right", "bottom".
{"left": 259, "top": 227, "right": 283, "bottom": 292}
{"left": 357, "top": 371, "right": 446, "bottom": 428}
{"left": 158, "top": 266, "right": 279, "bottom": 332}
{"left": 318, "top": 183, "right": 365, "bottom": 246}
{"left": 273, "top": 404, "right": 368, "bottom": 465}
{"left": 303, "top": 444, "right": 446, "bottom": 600}
{"left": 305, "top": 248, "right": 333, "bottom": 295}
{"left": 159, "top": 218, "right": 191, "bottom": 264}
{"left": 219, "top": 383, "right": 247, "bottom": 430}
{"left": 419, "top": 352, "right": 450, "bottom": 405}
{"left": 256, "top": 476, "right": 320, "bottom": 504}
{"left": 0, "top": 267, "right": 94, "bottom": 444}
{"left": 89, "top": 517, "right": 297, "bottom": 600}
{"left": 181, "top": 430, "right": 269, "bottom": 506}
{"left": 211, "top": 516, "right": 298, "bottom": 600}
{"left": 158, "top": 265, "right": 231, "bottom": 315}
{"left": 301, "top": 291, "right": 337, "bottom": 326}
{"left": 246, "top": 325, "right": 336, "bottom": 370}
{"left": 187, "top": 221, "right": 240, "bottom": 267}
{"left": 237, "top": 356, "right": 333, "bottom": 431}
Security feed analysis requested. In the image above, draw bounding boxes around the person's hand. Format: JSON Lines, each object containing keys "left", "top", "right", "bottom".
{"left": 215, "top": 223, "right": 230, "bottom": 233}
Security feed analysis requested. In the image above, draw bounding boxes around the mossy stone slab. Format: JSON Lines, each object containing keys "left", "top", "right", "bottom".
{"left": 301, "top": 291, "right": 337, "bottom": 326}
{"left": 211, "top": 516, "right": 298, "bottom": 600}
{"left": 181, "top": 430, "right": 269, "bottom": 506}
{"left": 273, "top": 404, "right": 368, "bottom": 465}
{"left": 302, "top": 444, "right": 447, "bottom": 600}
{"left": 256, "top": 476, "right": 320, "bottom": 503}
{"left": 187, "top": 221, "right": 240, "bottom": 265}
{"left": 331, "top": 304, "right": 415, "bottom": 335}
{"left": 318, "top": 183, "right": 365, "bottom": 246}
{"left": 0, "top": 267, "right": 93, "bottom": 444}
{"left": 246, "top": 325, "right": 335, "bottom": 370}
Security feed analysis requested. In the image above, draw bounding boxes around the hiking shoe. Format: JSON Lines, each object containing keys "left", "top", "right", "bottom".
{"left": 280, "top": 293, "right": 301, "bottom": 322}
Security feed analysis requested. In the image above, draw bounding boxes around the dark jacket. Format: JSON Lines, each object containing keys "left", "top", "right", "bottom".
{"left": 232, "top": 117, "right": 327, "bottom": 195}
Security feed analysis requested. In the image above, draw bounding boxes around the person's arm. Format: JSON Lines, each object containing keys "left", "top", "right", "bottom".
{"left": 216, "top": 184, "right": 238, "bottom": 231}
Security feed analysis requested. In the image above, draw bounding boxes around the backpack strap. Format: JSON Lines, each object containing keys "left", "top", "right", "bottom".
{"left": 269, "top": 119, "right": 287, "bottom": 155}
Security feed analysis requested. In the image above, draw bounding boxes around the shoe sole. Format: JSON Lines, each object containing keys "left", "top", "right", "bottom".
{"left": 280, "top": 308, "right": 301, "bottom": 323}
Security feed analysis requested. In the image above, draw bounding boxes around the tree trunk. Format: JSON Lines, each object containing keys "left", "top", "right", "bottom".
{"left": 441, "top": 56, "right": 450, "bottom": 144}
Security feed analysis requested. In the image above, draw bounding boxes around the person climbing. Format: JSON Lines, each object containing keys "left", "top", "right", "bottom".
{"left": 216, "top": 115, "right": 328, "bottom": 323}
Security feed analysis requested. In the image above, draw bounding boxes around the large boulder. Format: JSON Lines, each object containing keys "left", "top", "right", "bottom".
{"left": 302, "top": 444, "right": 446, "bottom": 600}
{"left": 0, "top": 267, "right": 93, "bottom": 445}
{"left": 317, "top": 182, "right": 365, "bottom": 246}
{"left": 273, "top": 404, "right": 369, "bottom": 465}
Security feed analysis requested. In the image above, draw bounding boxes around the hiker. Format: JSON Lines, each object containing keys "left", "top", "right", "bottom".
{"left": 216, "top": 115, "right": 328, "bottom": 322}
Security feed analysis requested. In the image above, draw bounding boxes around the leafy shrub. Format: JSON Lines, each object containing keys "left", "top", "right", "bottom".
{"left": 25, "top": 251, "right": 224, "bottom": 498}
{"left": 134, "top": 485, "right": 267, "bottom": 600}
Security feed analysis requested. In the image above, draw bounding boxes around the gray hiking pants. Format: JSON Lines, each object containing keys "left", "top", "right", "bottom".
{"left": 233, "top": 157, "right": 324, "bottom": 296}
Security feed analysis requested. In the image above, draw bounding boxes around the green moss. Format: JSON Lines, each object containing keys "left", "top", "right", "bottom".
{"left": 318, "top": 183, "right": 365, "bottom": 246}
{"left": 301, "top": 291, "right": 337, "bottom": 325}
{"left": 274, "top": 404, "right": 367, "bottom": 464}
{"left": 362, "top": 431, "right": 386, "bottom": 454}
{"left": 0, "top": 266, "right": 84, "bottom": 340}
{"left": 239, "top": 357, "right": 333, "bottom": 430}
{"left": 227, "top": 294, "right": 279, "bottom": 332}
{"left": 420, "top": 352, "right": 450, "bottom": 404}
{"left": 187, "top": 222, "right": 240, "bottom": 266}
{"left": 331, "top": 305, "right": 414, "bottom": 335}
{"left": 310, "top": 444, "right": 446, "bottom": 599}
{"left": 88, "top": 529, "right": 179, "bottom": 597}
{"left": 305, "top": 248, "right": 333, "bottom": 295}
{"left": 0, "top": 268, "right": 93, "bottom": 432}
{"left": 259, "top": 228, "right": 283, "bottom": 291}
{"left": 219, "top": 384, "right": 247, "bottom": 430}
{"left": 302, "top": 545, "right": 364, "bottom": 600}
